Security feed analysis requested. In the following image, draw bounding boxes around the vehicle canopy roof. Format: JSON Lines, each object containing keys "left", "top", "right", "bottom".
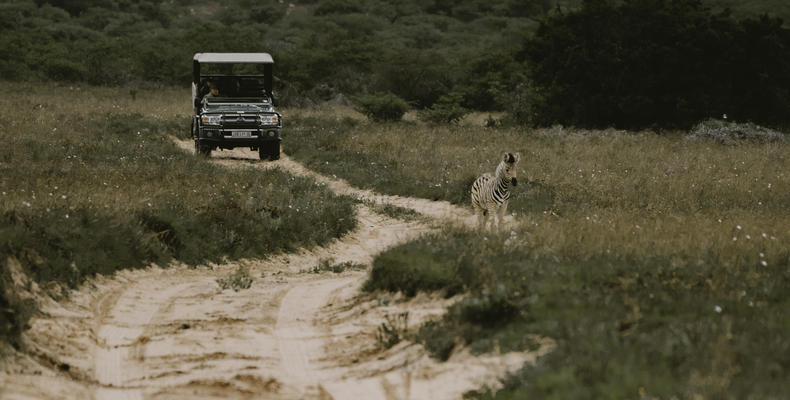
{"left": 193, "top": 53, "right": 274, "bottom": 64}
{"left": 192, "top": 53, "right": 275, "bottom": 97}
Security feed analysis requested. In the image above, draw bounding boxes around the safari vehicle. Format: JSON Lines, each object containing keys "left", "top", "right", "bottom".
{"left": 191, "top": 52, "right": 282, "bottom": 160}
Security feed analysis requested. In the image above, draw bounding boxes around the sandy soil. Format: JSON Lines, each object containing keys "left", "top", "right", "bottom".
{"left": 0, "top": 143, "right": 551, "bottom": 400}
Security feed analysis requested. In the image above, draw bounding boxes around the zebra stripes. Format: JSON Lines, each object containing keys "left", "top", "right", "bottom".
{"left": 471, "top": 152, "right": 521, "bottom": 230}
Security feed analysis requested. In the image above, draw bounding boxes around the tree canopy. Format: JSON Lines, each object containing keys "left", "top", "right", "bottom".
{"left": 2, "top": 0, "right": 789, "bottom": 127}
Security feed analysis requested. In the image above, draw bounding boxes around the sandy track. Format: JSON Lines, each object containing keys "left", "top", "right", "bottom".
{"left": 0, "top": 143, "right": 549, "bottom": 400}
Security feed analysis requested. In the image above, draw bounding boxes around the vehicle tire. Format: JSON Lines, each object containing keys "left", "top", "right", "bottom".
{"left": 197, "top": 142, "right": 212, "bottom": 157}
{"left": 259, "top": 141, "right": 280, "bottom": 161}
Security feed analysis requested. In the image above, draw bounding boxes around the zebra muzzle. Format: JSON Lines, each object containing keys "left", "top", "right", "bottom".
{"left": 511, "top": 177, "right": 518, "bottom": 186}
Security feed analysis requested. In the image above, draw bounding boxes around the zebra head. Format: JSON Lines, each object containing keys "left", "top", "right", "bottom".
{"left": 501, "top": 152, "right": 521, "bottom": 186}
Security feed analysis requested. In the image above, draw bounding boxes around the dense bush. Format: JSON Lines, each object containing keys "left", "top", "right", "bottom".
{"left": 354, "top": 92, "right": 410, "bottom": 122}
{"left": 418, "top": 92, "right": 470, "bottom": 124}
{"left": 521, "top": 0, "right": 790, "bottom": 129}
{"left": 687, "top": 119, "right": 786, "bottom": 144}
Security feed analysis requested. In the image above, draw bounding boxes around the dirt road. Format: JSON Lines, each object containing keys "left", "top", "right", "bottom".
{"left": 0, "top": 144, "right": 551, "bottom": 399}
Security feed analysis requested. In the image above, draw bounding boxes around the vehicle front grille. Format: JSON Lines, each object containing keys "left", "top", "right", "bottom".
{"left": 222, "top": 115, "right": 259, "bottom": 129}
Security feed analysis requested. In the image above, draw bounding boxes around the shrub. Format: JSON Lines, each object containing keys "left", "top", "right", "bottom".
{"left": 354, "top": 92, "right": 410, "bottom": 122}
{"left": 687, "top": 119, "right": 786, "bottom": 145}
{"left": 418, "top": 93, "right": 469, "bottom": 124}
{"left": 44, "top": 59, "right": 87, "bottom": 82}
{"left": 216, "top": 267, "right": 254, "bottom": 291}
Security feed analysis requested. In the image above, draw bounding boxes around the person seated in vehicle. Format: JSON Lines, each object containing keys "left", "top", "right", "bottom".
{"left": 202, "top": 81, "right": 220, "bottom": 102}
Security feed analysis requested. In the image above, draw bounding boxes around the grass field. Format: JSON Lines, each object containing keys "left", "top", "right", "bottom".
{"left": 2, "top": 85, "right": 788, "bottom": 397}
{"left": 286, "top": 110, "right": 790, "bottom": 398}
{"left": 0, "top": 83, "right": 356, "bottom": 347}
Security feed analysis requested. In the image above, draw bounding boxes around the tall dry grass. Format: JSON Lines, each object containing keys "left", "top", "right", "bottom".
{"left": 286, "top": 111, "right": 790, "bottom": 398}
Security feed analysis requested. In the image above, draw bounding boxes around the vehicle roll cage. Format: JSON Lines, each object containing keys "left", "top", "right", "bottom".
{"left": 192, "top": 53, "right": 275, "bottom": 111}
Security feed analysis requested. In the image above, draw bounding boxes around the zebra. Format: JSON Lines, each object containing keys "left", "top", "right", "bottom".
{"left": 471, "top": 152, "right": 521, "bottom": 230}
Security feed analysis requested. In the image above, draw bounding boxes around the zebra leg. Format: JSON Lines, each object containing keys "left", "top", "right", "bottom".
{"left": 495, "top": 202, "right": 509, "bottom": 231}
{"left": 477, "top": 208, "right": 488, "bottom": 230}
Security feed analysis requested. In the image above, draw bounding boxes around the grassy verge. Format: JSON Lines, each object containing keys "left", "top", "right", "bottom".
{"left": 366, "top": 222, "right": 789, "bottom": 398}
{"left": 0, "top": 84, "right": 356, "bottom": 347}
{"left": 285, "top": 111, "right": 790, "bottom": 397}
{"left": 284, "top": 113, "right": 790, "bottom": 216}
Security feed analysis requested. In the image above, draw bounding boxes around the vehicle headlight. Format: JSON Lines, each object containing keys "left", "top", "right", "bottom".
{"left": 259, "top": 114, "right": 279, "bottom": 126}
{"left": 201, "top": 115, "right": 221, "bottom": 125}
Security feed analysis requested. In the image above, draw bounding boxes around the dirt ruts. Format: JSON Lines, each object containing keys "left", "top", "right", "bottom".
{"left": 0, "top": 143, "right": 551, "bottom": 400}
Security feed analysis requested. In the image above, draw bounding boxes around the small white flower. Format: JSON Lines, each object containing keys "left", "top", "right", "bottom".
{"left": 736, "top": 225, "right": 742, "bottom": 230}
{"left": 714, "top": 305, "right": 722, "bottom": 313}
{"left": 761, "top": 261, "right": 768, "bottom": 267}
{"left": 732, "top": 237, "right": 737, "bottom": 241}
{"left": 745, "top": 235, "right": 751, "bottom": 240}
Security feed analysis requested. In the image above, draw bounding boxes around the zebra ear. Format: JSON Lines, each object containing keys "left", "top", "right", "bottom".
{"left": 514, "top": 152, "right": 521, "bottom": 163}
{"left": 503, "top": 153, "right": 510, "bottom": 163}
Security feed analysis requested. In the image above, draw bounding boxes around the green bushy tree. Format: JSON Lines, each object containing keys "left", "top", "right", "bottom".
{"left": 521, "top": 0, "right": 790, "bottom": 129}
{"left": 354, "top": 92, "right": 410, "bottom": 122}
{"left": 418, "top": 92, "right": 469, "bottom": 124}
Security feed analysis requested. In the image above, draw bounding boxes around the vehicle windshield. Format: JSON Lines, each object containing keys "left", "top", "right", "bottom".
{"left": 204, "top": 103, "right": 272, "bottom": 112}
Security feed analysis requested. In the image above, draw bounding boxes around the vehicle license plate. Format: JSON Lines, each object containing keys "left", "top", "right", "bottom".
{"left": 232, "top": 131, "right": 251, "bottom": 138}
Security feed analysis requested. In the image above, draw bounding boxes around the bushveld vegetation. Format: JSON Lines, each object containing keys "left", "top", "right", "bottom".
{"left": 522, "top": 0, "right": 790, "bottom": 129}
{"left": 0, "top": 84, "right": 356, "bottom": 347}
{"left": 3, "top": 0, "right": 790, "bottom": 128}
{"left": 286, "top": 112, "right": 790, "bottom": 398}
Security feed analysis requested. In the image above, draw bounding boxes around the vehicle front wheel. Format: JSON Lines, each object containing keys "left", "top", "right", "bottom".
{"left": 196, "top": 141, "right": 212, "bottom": 157}
{"left": 259, "top": 142, "right": 280, "bottom": 161}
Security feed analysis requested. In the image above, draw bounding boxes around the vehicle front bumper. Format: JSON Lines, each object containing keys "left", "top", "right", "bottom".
{"left": 197, "top": 127, "right": 281, "bottom": 148}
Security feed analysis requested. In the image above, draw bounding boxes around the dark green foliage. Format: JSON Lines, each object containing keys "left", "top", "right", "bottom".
{"left": 4, "top": 0, "right": 790, "bottom": 119}
{"left": 418, "top": 92, "right": 470, "bottom": 124}
{"left": 314, "top": 0, "right": 364, "bottom": 15}
{"left": 372, "top": 48, "right": 452, "bottom": 109}
{"left": 371, "top": 228, "right": 790, "bottom": 398}
{"left": 354, "top": 93, "right": 410, "bottom": 122}
{"left": 522, "top": 0, "right": 790, "bottom": 129}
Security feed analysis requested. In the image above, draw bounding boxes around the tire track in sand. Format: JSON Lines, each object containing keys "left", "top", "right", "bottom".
{"left": 1, "top": 142, "right": 548, "bottom": 400}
